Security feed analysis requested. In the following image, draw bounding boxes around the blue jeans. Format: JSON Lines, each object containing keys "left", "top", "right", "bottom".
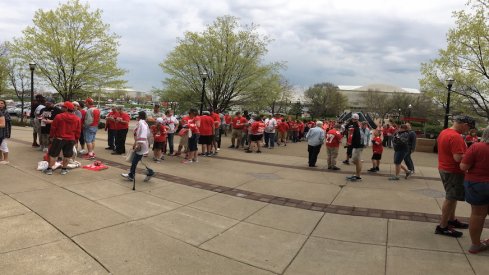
{"left": 264, "top": 132, "right": 275, "bottom": 148}
{"left": 167, "top": 133, "right": 175, "bottom": 154}
{"left": 404, "top": 151, "right": 414, "bottom": 171}
{"left": 129, "top": 153, "right": 143, "bottom": 178}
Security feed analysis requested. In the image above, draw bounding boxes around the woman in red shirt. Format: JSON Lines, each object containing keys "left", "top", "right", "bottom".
{"left": 183, "top": 108, "right": 200, "bottom": 163}
{"left": 460, "top": 127, "right": 489, "bottom": 254}
{"left": 247, "top": 115, "right": 265, "bottom": 153}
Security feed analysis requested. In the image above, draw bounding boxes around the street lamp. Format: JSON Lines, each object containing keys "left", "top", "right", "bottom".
{"left": 398, "top": 108, "right": 402, "bottom": 121}
{"left": 29, "top": 62, "right": 36, "bottom": 106}
{"left": 408, "top": 104, "right": 412, "bottom": 118}
{"left": 199, "top": 72, "right": 208, "bottom": 115}
{"left": 444, "top": 77, "right": 454, "bottom": 129}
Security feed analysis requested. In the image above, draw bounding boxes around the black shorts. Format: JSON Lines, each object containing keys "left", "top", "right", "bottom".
{"left": 49, "top": 139, "right": 76, "bottom": 158}
{"left": 371, "top": 153, "right": 382, "bottom": 160}
{"left": 250, "top": 134, "right": 263, "bottom": 141}
{"left": 153, "top": 141, "right": 165, "bottom": 150}
{"left": 189, "top": 134, "right": 199, "bottom": 151}
{"left": 198, "top": 135, "right": 213, "bottom": 145}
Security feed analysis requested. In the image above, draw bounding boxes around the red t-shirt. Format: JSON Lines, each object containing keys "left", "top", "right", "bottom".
{"left": 232, "top": 116, "right": 247, "bottom": 129}
{"left": 387, "top": 126, "right": 396, "bottom": 136}
{"left": 224, "top": 114, "right": 232, "bottom": 124}
{"left": 251, "top": 121, "right": 265, "bottom": 135}
{"left": 211, "top": 113, "right": 220, "bottom": 128}
{"left": 372, "top": 136, "right": 383, "bottom": 154}
{"left": 199, "top": 115, "right": 214, "bottom": 136}
{"left": 188, "top": 116, "right": 201, "bottom": 134}
{"left": 461, "top": 142, "right": 489, "bottom": 182}
{"left": 326, "top": 129, "right": 342, "bottom": 148}
{"left": 465, "top": 135, "right": 479, "bottom": 144}
{"left": 151, "top": 124, "right": 168, "bottom": 142}
{"left": 438, "top": 128, "right": 467, "bottom": 174}
{"left": 289, "top": 121, "right": 298, "bottom": 131}
{"left": 117, "top": 112, "right": 130, "bottom": 130}
{"left": 277, "top": 121, "right": 289, "bottom": 133}
{"left": 105, "top": 111, "right": 117, "bottom": 129}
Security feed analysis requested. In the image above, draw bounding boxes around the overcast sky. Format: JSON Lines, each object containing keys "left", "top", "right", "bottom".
{"left": 0, "top": 0, "right": 468, "bottom": 92}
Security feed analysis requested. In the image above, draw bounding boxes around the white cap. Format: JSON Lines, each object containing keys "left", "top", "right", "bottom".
{"left": 156, "top": 117, "right": 164, "bottom": 123}
{"left": 352, "top": 113, "right": 359, "bottom": 120}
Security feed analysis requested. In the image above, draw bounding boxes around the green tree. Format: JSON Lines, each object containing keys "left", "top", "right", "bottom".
{"left": 160, "top": 15, "right": 283, "bottom": 112}
{"left": 303, "top": 83, "right": 347, "bottom": 118}
{"left": 10, "top": 0, "right": 126, "bottom": 101}
{"left": 0, "top": 42, "right": 8, "bottom": 94}
{"left": 420, "top": 0, "right": 489, "bottom": 119}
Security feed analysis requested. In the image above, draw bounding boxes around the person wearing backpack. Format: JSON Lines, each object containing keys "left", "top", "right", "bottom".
{"left": 389, "top": 124, "right": 411, "bottom": 180}
{"left": 83, "top": 98, "right": 101, "bottom": 160}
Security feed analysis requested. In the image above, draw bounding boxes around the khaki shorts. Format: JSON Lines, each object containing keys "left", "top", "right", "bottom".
{"left": 351, "top": 148, "right": 363, "bottom": 162}
{"left": 178, "top": 134, "right": 189, "bottom": 147}
{"left": 439, "top": 170, "right": 465, "bottom": 201}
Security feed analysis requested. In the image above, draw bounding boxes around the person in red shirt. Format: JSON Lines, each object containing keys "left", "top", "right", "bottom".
{"left": 436, "top": 115, "right": 476, "bottom": 238}
{"left": 210, "top": 109, "right": 221, "bottom": 154}
{"left": 277, "top": 117, "right": 288, "bottom": 146}
{"left": 465, "top": 129, "right": 479, "bottom": 147}
{"left": 298, "top": 120, "right": 305, "bottom": 141}
{"left": 247, "top": 115, "right": 265, "bottom": 153}
{"left": 460, "top": 126, "right": 489, "bottom": 253}
{"left": 150, "top": 118, "right": 168, "bottom": 163}
{"left": 326, "top": 124, "right": 343, "bottom": 170}
{"left": 387, "top": 124, "right": 396, "bottom": 148}
{"left": 368, "top": 129, "right": 383, "bottom": 172}
{"left": 104, "top": 107, "right": 117, "bottom": 150}
{"left": 198, "top": 111, "right": 215, "bottom": 156}
{"left": 381, "top": 124, "right": 389, "bottom": 147}
{"left": 230, "top": 112, "right": 246, "bottom": 149}
{"left": 112, "top": 106, "right": 130, "bottom": 155}
{"left": 175, "top": 114, "right": 190, "bottom": 157}
{"left": 183, "top": 108, "right": 201, "bottom": 163}
{"left": 83, "top": 97, "right": 100, "bottom": 159}
{"left": 224, "top": 112, "right": 232, "bottom": 136}
{"left": 43, "top": 101, "right": 81, "bottom": 175}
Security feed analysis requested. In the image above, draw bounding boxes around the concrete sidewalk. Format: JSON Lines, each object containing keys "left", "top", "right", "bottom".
{"left": 0, "top": 126, "right": 488, "bottom": 274}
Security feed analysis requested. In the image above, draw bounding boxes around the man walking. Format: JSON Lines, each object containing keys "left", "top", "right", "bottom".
{"left": 435, "top": 115, "right": 475, "bottom": 237}
{"left": 403, "top": 123, "right": 417, "bottom": 175}
{"left": 346, "top": 114, "right": 364, "bottom": 181}
{"left": 305, "top": 121, "right": 325, "bottom": 167}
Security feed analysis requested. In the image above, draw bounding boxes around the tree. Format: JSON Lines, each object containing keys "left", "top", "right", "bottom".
{"left": 160, "top": 15, "right": 283, "bottom": 112}
{"left": 0, "top": 42, "right": 8, "bottom": 94}
{"left": 303, "top": 83, "right": 347, "bottom": 119}
{"left": 10, "top": 0, "right": 126, "bottom": 101}
{"left": 420, "top": 0, "right": 489, "bottom": 119}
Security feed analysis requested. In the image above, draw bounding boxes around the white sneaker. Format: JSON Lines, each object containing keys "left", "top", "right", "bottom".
{"left": 79, "top": 149, "right": 87, "bottom": 154}
{"left": 0, "top": 161, "right": 9, "bottom": 165}
{"left": 121, "top": 173, "right": 134, "bottom": 181}
{"left": 60, "top": 169, "right": 69, "bottom": 175}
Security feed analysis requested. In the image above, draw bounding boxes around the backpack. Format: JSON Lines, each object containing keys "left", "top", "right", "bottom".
{"left": 84, "top": 108, "right": 94, "bottom": 127}
{"left": 392, "top": 132, "right": 409, "bottom": 147}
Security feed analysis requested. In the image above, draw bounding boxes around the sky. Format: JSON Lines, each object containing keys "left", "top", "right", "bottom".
{"left": 0, "top": 0, "right": 469, "bottom": 92}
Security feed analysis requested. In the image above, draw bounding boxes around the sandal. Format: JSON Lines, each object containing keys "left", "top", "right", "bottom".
{"left": 469, "top": 240, "right": 489, "bottom": 254}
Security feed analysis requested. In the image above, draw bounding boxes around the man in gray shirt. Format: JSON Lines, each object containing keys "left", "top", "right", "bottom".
{"left": 306, "top": 121, "right": 325, "bottom": 167}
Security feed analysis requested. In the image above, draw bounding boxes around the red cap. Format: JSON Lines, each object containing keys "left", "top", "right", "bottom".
{"left": 85, "top": 97, "right": 94, "bottom": 105}
{"left": 63, "top": 101, "right": 75, "bottom": 110}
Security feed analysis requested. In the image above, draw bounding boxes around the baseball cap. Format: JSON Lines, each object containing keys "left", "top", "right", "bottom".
{"left": 62, "top": 101, "right": 75, "bottom": 110}
{"left": 454, "top": 115, "right": 476, "bottom": 129}
{"left": 85, "top": 97, "right": 94, "bottom": 105}
{"left": 351, "top": 113, "right": 359, "bottom": 120}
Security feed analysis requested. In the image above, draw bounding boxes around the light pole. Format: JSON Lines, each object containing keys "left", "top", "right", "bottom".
{"left": 444, "top": 78, "right": 454, "bottom": 129}
{"left": 398, "top": 108, "right": 402, "bottom": 122}
{"left": 29, "top": 62, "right": 36, "bottom": 106}
{"left": 199, "top": 72, "right": 208, "bottom": 115}
{"left": 408, "top": 104, "right": 412, "bottom": 118}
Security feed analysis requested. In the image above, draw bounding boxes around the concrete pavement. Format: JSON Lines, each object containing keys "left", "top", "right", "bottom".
{"left": 0, "top": 126, "right": 488, "bottom": 274}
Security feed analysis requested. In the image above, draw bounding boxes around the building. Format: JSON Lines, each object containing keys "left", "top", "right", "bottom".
{"left": 338, "top": 83, "right": 420, "bottom": 111}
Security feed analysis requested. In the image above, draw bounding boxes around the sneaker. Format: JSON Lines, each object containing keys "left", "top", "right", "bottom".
{"left": 405, "top": 170, "right": 413, "bottom": 179}
{"left": 331, "top": 166, "right": 341, "bottom": 170}
{"left": 448, "top": 219, "right": 469, "bottom": 229}
{"left": 143, "top": 169, "right": 154, "bottom": 182}
{"left": 78, "top": 149, "right": 87, "bottom": 154}
{"left": 0, "top": 161, "right": 9, "bottom": 165}
{"left": 256, "top": 150, "right": 262, "bottom": 153}
{"left": 346, "top": 176, "right": 361, "bottom": 181}
{"left": 435, "top": 225, "right": 463, "bottom": 238}
{"left": 376, "top": 167, "right": 380, "bottom": 171}
{"left": 42, "top": 148, "right": 49, "bottom": 153}
{"left": 32, "top": 143, "right": 40, "bottom": 147}
{"left": 342, "top": 160, "right": 350, "bottom": 165}
{"left": 182, "top": 159, "right": 193, "bottom": 164}
{"left": 43, "top": 168, "right": 53, "bottom": 175}
{"left": 389, "top": 176, "right": 400, "bottom": 180}
{"left": 121, "top": 173, "right": 134, "bottom": 181}
{"left": 327, "top": 166, "right": 332, "bottom": 170}
{"left": 367, "top": 168, "right": 377, "bottom": 172}
{"left": 217, "top": 148, "right": 220, "bottom": 151}
{"left": 469, "top": 240, "right": 489, "bottom": 254}
{"left": 60, "top": 169, "right": 69, "bottom": 175}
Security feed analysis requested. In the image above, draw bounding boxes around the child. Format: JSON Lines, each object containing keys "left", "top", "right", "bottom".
{"left": 150, "top": 118, "right": 168, "bottom": 163}
{"left": 465, "top": 129, "right": 479, "bottom": 147}
{"left": 326, "top": 124, "right": 343, "bottom": 170}
{"left": 368, "top": 129, "right": 383, "bottom": 172}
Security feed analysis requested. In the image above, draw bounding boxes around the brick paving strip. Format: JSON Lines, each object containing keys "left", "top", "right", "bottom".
{"left": 11, "top": 138, "right": 489, "bottom": 228}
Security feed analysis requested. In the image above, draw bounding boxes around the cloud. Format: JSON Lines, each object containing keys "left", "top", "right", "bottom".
{"left": 0, "top": 0, "right": 467, "bottom": 91}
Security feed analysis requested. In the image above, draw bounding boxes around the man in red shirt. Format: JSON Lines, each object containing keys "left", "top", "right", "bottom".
{"left": 247, "top": 115, "right": 265, "bottom": 153}
{"left": 43, "top": 101, "right": 81, "bottom": 175}
{"left": 326, "top": 124, "right": 343, "bottom": 170}
{"left": 277, "top": 117, "right": 289, "bottom": 146}
{"left": 198, "top": 111, "right": 215, "bottom": 156}
{"left": 104, "top": 107, "right": 117, "bottom": 150}
{"left": 183, "top": 108, "right": 201, "bottom": 163}
{"left": 229, "top": 112, "right": 246, "bottom": 149}
{"left": 112, "top": 106, "right": 130, "bottom": 155}
{"left": 436, "top": 115, "right": 475, "bottom": 238}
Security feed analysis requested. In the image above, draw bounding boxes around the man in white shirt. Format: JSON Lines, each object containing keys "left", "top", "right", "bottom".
{"left": 164, "top": 109, "right": 179, "bottom": 155}
{"left": 264, "top": 114, "right": 278, "bottom": 149}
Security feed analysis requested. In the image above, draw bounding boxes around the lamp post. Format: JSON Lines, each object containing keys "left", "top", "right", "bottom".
{"left": 408, "top": 104, "right": 412, "bottom": 118}
{"left": 398, "top": 108, "right": 402, "bottom": 122}
{"left": 444, "top": 78, "right": 454, "bottom": 129}
{"left": 199, "top": 72, "right": 208, "bottom": 115}
{"left": 29, "top": 62, "right": 36, "bottom": 106}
